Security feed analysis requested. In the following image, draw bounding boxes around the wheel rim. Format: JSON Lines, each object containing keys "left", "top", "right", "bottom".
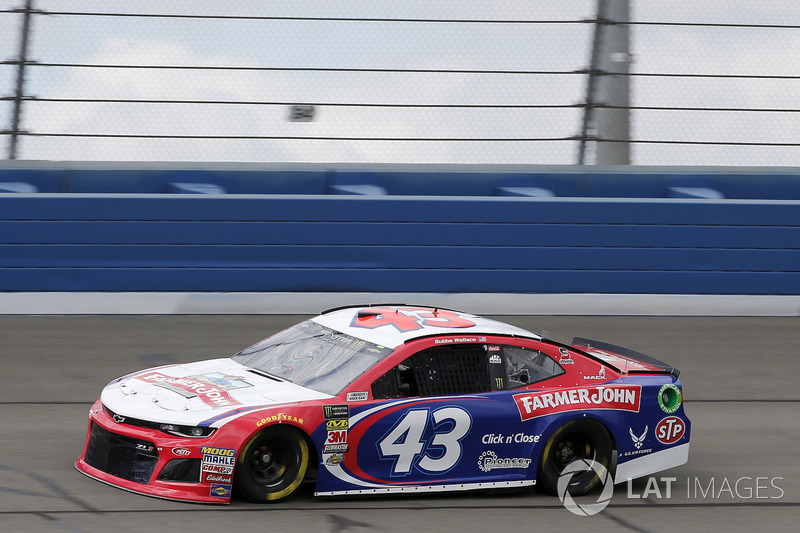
{"left": 551, "top": 432, "right": 596, "bottom": 482}
{"left": 247, "top": 439, "right": 296, "bottom": 488}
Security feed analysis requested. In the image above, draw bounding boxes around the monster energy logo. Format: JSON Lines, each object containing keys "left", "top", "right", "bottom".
{"left": 495, "top": 377, "right": 504, "bottom": 389}
{"left": 323, "top": 404, "right": 349, "bottom": 420}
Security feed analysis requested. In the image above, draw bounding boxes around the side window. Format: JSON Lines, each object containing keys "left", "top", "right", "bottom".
{"left": 371, "top": 344, "right": 492, "bottom": 399}
{"left": 503, "top": 345, "right": 564, "bottom": 388}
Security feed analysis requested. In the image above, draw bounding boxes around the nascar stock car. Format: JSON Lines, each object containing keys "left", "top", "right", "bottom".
{"left": 76, "top": 305, "right": 690, "bottom": 504}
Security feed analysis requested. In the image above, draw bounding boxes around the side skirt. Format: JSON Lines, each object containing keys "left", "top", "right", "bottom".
{"left": 315, "top": 479, "right": 535, "bottom": 497}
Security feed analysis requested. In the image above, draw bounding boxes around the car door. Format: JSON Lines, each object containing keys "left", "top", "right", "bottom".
{"left": 321, "top": 339, "right": 551, "bottom": 493}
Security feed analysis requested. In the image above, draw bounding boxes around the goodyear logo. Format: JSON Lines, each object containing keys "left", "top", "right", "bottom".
{"left": 325, "top": 419, "right": 349, "bottom": 431}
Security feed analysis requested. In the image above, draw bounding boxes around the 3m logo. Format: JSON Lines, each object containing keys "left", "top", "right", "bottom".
{"left": 351, "top": 307, "right": 476, "bottom": 333}
{"left": 326, "top": 430, "right": 347, "bottom": 444}
{"left": 655, "top": 416, "right": 685, "bottom": 444}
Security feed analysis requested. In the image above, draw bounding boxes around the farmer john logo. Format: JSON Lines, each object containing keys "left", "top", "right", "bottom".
{"left": 323, "top": 404, "right": 349, "bottom": 420}
{"left": 139, "top": 371, "right": 243, "bottom": 408}
{"left": 192, "top": 372, "right": 251, "bottom": 391}
{"left": 513, "top": 385, "right": 641, "bottom": 421}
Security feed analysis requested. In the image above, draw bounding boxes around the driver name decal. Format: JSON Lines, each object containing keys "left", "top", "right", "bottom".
{"left": 513, "top": 385, "right": 641, "bottom": 421}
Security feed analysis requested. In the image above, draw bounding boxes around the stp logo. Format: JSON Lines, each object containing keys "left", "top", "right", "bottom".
{"left": 655, "top": 416, "right": 685, "bottom": 444}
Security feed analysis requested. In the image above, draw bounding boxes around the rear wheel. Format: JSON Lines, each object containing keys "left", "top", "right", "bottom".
{"left": 234, "top": 427, "right": 309, "bottom": 502}
{"left": 537, "top": 418, "right": 614, "bottom": 496}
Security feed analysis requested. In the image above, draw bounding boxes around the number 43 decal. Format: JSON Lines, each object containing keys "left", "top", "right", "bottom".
{"left": 378, "top": 407, "right": 471, "bottom": 475}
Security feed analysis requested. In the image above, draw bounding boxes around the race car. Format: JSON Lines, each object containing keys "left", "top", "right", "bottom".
{"left": 75, "top": 305, "right": 690, "bottom": 503}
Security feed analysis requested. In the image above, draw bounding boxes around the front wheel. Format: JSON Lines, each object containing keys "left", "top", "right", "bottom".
{"left": 234, "top": 426, "right": 310, "bottom": 502}
{"left": 537, "top": 418, "right": 614, "bottom": 496}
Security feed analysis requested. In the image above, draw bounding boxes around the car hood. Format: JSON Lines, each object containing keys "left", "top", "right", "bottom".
{"left": 100, "top": 358, "right": 332, "bottom": 427}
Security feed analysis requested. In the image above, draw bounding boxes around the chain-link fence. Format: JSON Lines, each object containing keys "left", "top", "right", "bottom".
{"left": 2, "top": 0, "right": 800, "bottom": 165}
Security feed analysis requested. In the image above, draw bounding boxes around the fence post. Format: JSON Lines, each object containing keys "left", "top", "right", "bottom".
{"left": 9, "top": 0, "right": 35, "bottom": 160}
{"left": 578, "top": 0, "right": 631, "bottom": 165}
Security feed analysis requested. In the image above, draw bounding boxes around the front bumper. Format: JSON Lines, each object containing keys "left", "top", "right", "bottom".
{"left": 75, "top": 399, "right": 235, "bottom": 504}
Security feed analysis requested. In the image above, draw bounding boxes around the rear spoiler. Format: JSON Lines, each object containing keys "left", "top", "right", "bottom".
{"left": 571, "top": 337, "right": 680, "bottom": 378}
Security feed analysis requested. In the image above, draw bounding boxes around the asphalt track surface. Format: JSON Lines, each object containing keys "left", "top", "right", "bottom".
{"left": 1, "top": 315, "right": 797, "bottom": 533}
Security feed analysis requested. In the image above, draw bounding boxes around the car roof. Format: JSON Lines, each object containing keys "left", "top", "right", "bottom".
{"left": 311, "top": 305, "right": 540, "bottom": 349}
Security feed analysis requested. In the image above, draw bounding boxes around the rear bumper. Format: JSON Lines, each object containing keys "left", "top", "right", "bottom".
{"left": 614, "top": 442, "right": 690, "bottom": 483}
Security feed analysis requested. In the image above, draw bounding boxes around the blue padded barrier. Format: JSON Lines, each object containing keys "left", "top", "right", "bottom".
{"left": 0, "top": 194, "right": 798, "bottom": 294}
{"left": 0, "top": 182, "right": 38, "bottom": 193}
{"left": 3, "top": 165, "right": 800, "bottom": 198}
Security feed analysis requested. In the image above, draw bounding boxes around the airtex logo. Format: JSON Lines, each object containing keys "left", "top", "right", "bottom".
{"left": 513, "top": 385, "right": 641, "bottom": 421}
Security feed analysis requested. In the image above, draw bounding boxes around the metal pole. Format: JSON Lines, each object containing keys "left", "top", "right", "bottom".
{"left": 9, "top": 0, "right": 35, "bottom": 160}
{"left": 577, "top": 1, "right": 604, "bottom": 165}
{"left": 577, "top": 0, "right": 630, "bottom": 165}
{"left": 594, "top": 0, "right": 631, "bottom": 165}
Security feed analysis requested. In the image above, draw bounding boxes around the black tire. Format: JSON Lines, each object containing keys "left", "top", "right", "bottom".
{"left": 537, "top": 418, "right": 614, "bottom": 496}
{"left": 234, "top": 426, "right": 310, "bottom": 502}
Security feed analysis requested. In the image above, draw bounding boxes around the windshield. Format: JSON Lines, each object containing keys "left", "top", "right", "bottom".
{"left": 231, "top": 320, "right": 393, "bottom": 395}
